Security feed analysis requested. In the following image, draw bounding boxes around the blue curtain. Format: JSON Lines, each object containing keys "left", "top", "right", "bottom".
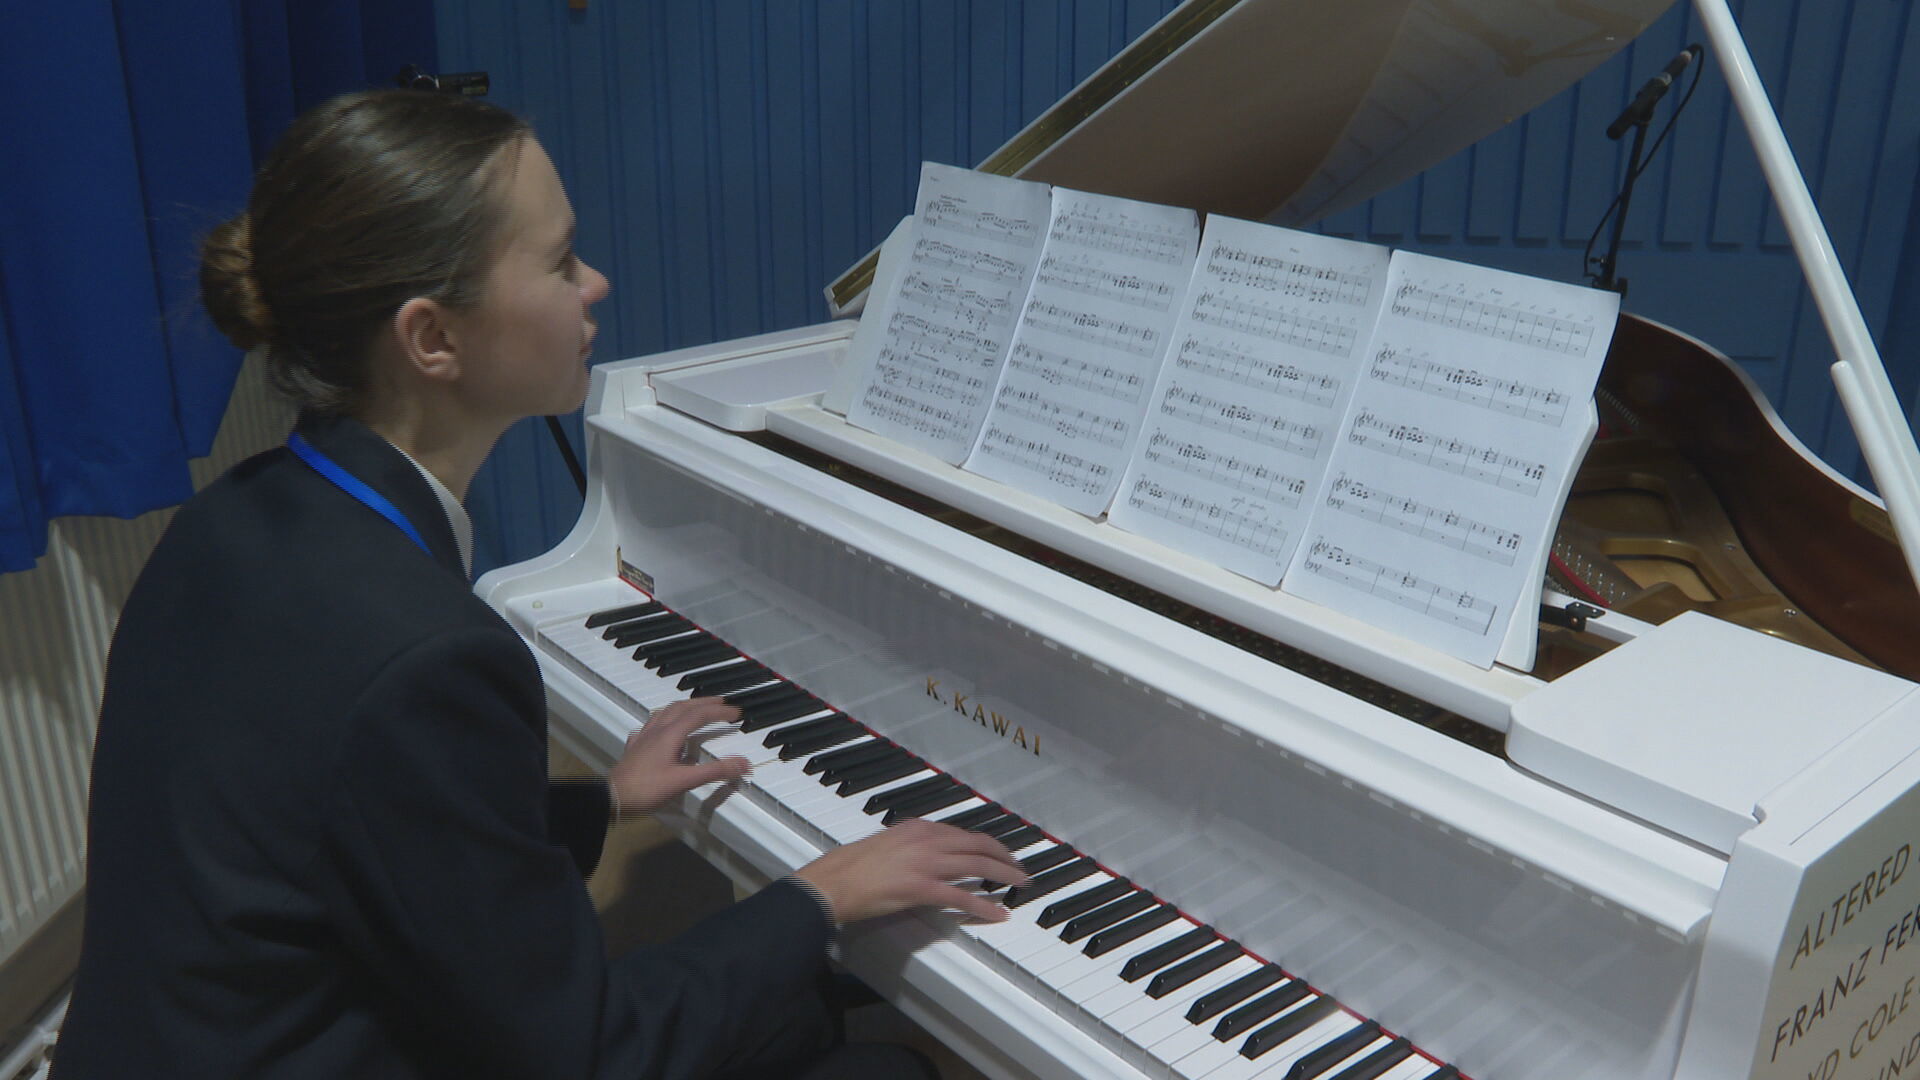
{"left": 0, "top": 0, "right": 437, "bottom": 573}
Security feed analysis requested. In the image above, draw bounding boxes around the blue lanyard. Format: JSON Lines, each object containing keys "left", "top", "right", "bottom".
{"left": 287, "top": 433, "right": 432, "bottom": 557}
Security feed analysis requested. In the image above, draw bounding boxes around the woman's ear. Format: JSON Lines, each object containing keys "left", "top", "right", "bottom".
{"left": 392, "top": 297, "right": 463, "bottom": 383}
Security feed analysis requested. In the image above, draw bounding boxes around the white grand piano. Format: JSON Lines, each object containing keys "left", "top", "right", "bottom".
{"left": 478, "top": 2, "right": 1920, "bottom": 1078}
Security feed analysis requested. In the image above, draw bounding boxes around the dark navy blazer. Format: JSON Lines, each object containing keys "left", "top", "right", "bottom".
{"left": 54, "top": 414, "right": 830, "bottom": 1079}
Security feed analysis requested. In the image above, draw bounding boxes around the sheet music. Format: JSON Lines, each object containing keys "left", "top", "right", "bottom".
{"left": 843, "top": 163, "right": 1051, "bottom": 464}
{"left": 1282, "top": 251, "right": 1617, "bottom": 668}
{"left": 1106, "top": 217, "right": 1392, "bottom": 584}
{"left": 962, "top": 189, "right": 1199, "bottom": 514}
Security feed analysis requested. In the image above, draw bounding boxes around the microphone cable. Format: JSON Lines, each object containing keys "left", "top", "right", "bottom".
{"left": 1581, "top": 45, "right": 1707, "bottom": 288}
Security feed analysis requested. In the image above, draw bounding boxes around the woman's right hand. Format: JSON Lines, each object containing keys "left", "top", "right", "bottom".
{"left": 794, "top": 818, "right": 1030, "bottom": 925}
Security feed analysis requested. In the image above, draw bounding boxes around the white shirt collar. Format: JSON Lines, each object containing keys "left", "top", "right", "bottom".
{"left": 384, "top": 442, "right": 474, "bottom": 578}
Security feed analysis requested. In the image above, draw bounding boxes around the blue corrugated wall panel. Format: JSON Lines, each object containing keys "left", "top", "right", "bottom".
{"left": 437, "top": 0, "right": 1919, "bottom": 576}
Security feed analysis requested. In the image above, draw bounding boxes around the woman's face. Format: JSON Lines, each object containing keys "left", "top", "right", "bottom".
{"left": 455, "top": 137, "right": 611, "bottom": 421}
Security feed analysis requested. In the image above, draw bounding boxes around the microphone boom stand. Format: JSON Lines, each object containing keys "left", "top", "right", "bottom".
{"left": 1595, "top": 113, "right": 1650, "bottom": 295}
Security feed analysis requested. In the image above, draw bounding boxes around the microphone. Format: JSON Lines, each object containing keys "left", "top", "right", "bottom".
{"left": 1607, "top": 46, "right": 1699, "bottom": 139}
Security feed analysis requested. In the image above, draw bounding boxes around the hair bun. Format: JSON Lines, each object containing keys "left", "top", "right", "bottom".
{"left": 200, "top": 213, "right": 275, "bottom": 350}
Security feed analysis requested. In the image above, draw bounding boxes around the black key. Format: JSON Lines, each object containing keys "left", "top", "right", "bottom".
{"left": 641, "top": 634, "right": 728, "bottom": 667}
{"left": 725, "top": 683, "right": 807, "bottom": 710}
{"left": 1124, "top": 925, "right": 1217, "bottom": 982}
{"left": 1425, "top": 1067, "right": 1460, "bottom": 1080}
{"left": 836, "top": 756, "right": 927, "bottom": 796}
{"left": 993, "top": 825, "right": 1045, "bottom": 852}
{"left": 882, "top": 784, "right": 975, "bottom": 825}
{"left": 864, "top": 774, "right": 959, "bottom": 814}
{"left": 740, "top": 697, "right": 831, "bottom": 732}
{"left": 978, "top": 815, "right": 1031, "bottom": 841}
{"left": 1285, "top": 1019, "right": 1379, "bottom": 1079}
{"left": 1004, "top": 859, "right": 1099, "bottom": 908}
{"left": 1240, "top": 996, "right": 1339, "bottom": 1060}
{"left": 612, "top": 622, "right": 697, "bottom": 650}
{"left": 682, "top": 664, "right": 775, "bottom": 695}
{"left": 1038, "top": 878, "right": 1133, "bottom": 930}
{"left": 933, "top": 803, "right": 1006, "bottom": 829}
{"left": 600, "top": 610, "right": 671, "bottom": 638}
{"left": 808, "top": 739, "right": 898, "bottom": 776}
{"left": 779, "top": 726, "right": 864, "bottom": 761}
{"left": 1186, "top": 965, "right": 1287, "bottom": 1021}
{"left": 822, "top": 745, "right": 914, "bottom": 786}
{"left": 656, "top": 643, "right": 742, "bottom": 675}
{"left": 1214, "top": 981, "right": 1308, "bottom": 1041}
{"left": 1149, "top": 942, "right": 1242, "bottom": 999}
{"left": 586, "top": 600, "right": 664, "bottom": 629}
{"left": 630, "top": 630, "right": 708, "bottom": 659}
{"left": 949, "top": 811, "right": 1013, "bottom": 836}
{"left": 983, "top": 837, "right": 1075, "bottom": 887}
{"left": 1061, "top": 892, "right": 1158, "bottom": 943}
{"left": 1086, "top": 904, "right": 1183, "bottom": 958}
{"left": 1326, "top": 1037, "right": 1411, "bottom": 1080}
{"left": 1018, "top": 844, "right": 1077, "bottom": 876}
{"left": 762, "top": 714, "right": 852, "bottom": 748}
{"left": 609, "top": 614, "right": 693, "bottom": 644}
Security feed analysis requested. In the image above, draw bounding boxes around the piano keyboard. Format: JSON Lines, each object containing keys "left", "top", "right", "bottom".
{"left": 539, "top": 595, "right": 1467, "bottom": 1080}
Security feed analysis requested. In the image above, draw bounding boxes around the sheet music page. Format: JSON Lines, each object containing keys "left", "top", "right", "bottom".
{"left": 1106, "top": 217, "right": 1393, "bottom": 584}
{"left": 961, "top": 188, "right": 1199, "bottom": 514}
{"left": 843, "top": 163, "right": 1051, "bottom": 464}
{"left": 1281, "top": 250, "right": 1618, "bottom": 668}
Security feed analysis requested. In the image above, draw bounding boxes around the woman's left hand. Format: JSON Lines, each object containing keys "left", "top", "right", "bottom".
{"left": 605, "top": 698, "right": 750, "bottom": 817}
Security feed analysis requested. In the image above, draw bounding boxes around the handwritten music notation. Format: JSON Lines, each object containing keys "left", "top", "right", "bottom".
{"left": 1189, "top": 291, "right": 1360, "bottom": 358}
{"left": 975, "top": 425, "right": 1110, "bottom": 497}
{"left": 994, "top": 387, "right": 1129, "bottom": 449}
{"left": 1205, "top": 243, "right": 1374, "bottom": 306}
{"left": 1006, "top": 342, "right": 1146, "bottom": 405}
{"left": 1051, "top": 207, "right": 1193, "bottom": 266}
{"left": 912, "top": 237, "right": 1027, "bottom": 283}
{"left": 1035, "top": 253, "right": 1178, "bottom": 313}
{"left": 1389, "top": 282, "right": 1596, "bottom": 356}
{"left": 1174, "top": 338, "right": 1341, "bottom": 408}
{"left": 1160, "top": 384, "right": 1321, "bottom": 459}
{"left": 1301, "top": 538, "right": 1498, "bottom": 634}
{"left": 922, "top": 193, "right": 1042, "bottom": 248}
{"left": 1022, "top": 301, "right": 1161, "bottom": 358}
{"left": 1142, "top": 431, "right": 1307, "bottom": 508}
{"left": 1126, "top": 477, "right": 1289, "bottom": 558}
{"left": 1367, "top": 346, "right": 1571, "bottom": 426}
{"left": 1324, "top": 474, "right": 1523, "bottom": 566}
{"left": 1345, "top": 410, "right": 1546, "bottom": 497}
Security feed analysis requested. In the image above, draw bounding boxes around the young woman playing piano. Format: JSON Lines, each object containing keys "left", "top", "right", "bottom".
{"left": 53, "top": 89, "right": 1024, "bottom": 1080}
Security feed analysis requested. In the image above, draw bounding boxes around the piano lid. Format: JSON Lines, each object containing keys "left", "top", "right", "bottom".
{"left": 827, "top": 0, "right": 1677, "bottom": 312}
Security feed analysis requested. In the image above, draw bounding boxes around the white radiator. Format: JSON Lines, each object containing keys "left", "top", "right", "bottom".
{"left": 0, "top": 354, "right": 290, "bottom": 1038}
